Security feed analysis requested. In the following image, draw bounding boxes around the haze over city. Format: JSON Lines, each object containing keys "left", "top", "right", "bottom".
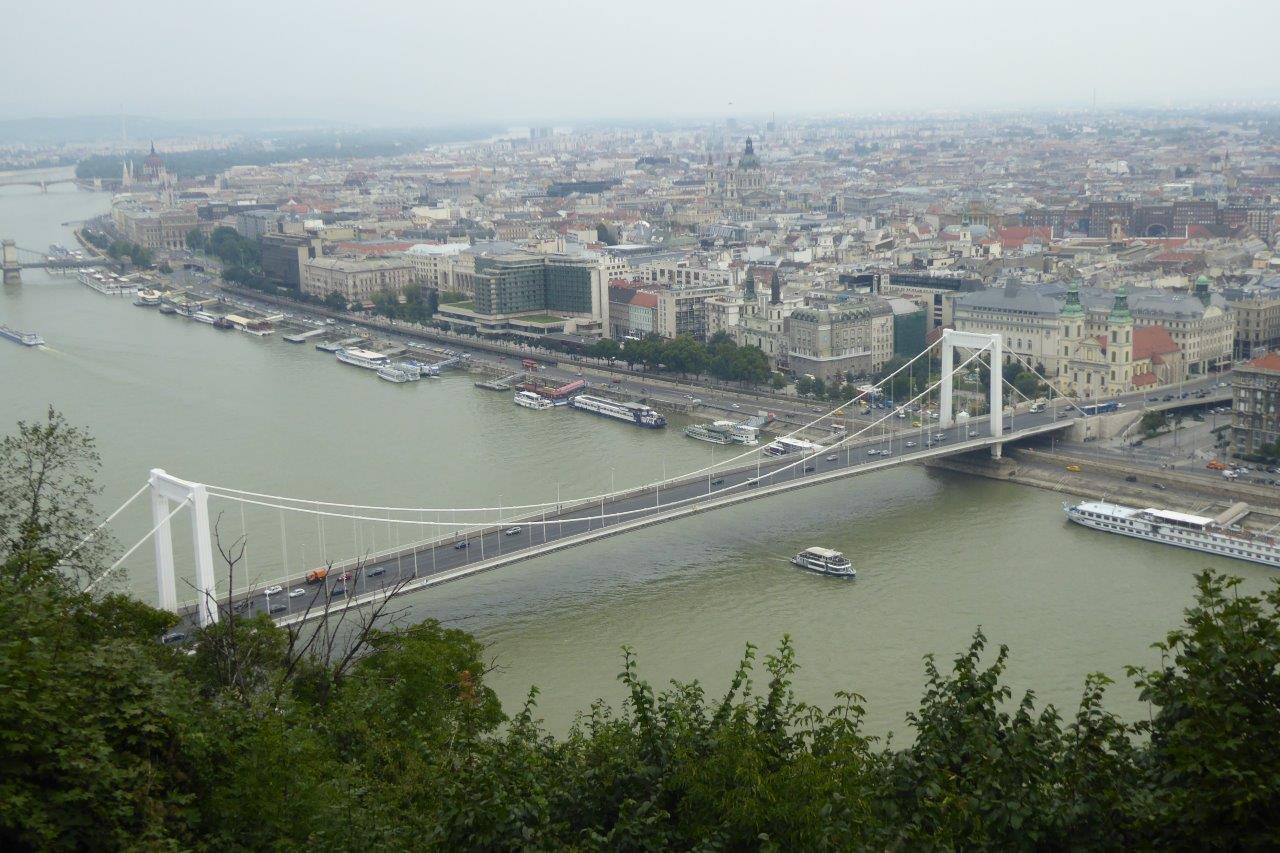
{"left": 3, "top": 0, "right": 1280, "bottom": 847}
{"left": 5, "top": 0, "right": 1280, "bottom": 123}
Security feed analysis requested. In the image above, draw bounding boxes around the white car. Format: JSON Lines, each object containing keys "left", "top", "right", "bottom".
{"left": 504, "top": 526, "right": 523, "bottom": 536}
{"left": 264, "top": 585, "right": 283, "bottom": 596}
{"left": 731, "top": 403, "right": 741, "bottom": 409}
{"left": 866, "top": 448, "right": 879, "bottom": 456}
{"left": 1115, "top": 402, "right": 1126, "bottom": 409}
{"left": 825, "top": 454, "right": 838, "bottom": 461}
{"left": 288, "top": 588, "right": 306, "bottom": 598}
{"left": 905, "top": 441, "right": 917, "bottom": 448}
{"left": 968, "top": 429, "right": 978, "bottom": 437}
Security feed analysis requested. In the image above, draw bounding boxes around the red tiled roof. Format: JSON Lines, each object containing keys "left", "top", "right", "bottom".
{"left": 1132, "top": 372, "right": 1158, "bottom": 387}
{"left": 1246, "top": 351, "right": 1280, "bottom": 373}
{"left": 997, "top": 226, "right": 1051, "bottom": 248}
{"left": 1133, "top": 325, "right": 1180, "bottom": 362}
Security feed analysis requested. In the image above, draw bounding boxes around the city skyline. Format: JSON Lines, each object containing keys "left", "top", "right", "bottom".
{"left": 6, "top": 0, "right": 1279, "bottom": 124}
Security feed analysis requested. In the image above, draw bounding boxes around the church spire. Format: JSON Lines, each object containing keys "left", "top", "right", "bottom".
{"left": 1107, "top": 286, "right": 1133, "bottom": 325}
{"left": 1061, "top": 280, "right": 1084, "bottom": 317}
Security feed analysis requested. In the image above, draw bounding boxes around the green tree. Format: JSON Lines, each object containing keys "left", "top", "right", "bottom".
{"left": 588, "top": 338, "right": 622, "bottom": 361}
{"left": 186, "top": 228, "right": 207, "bottom": 252}
{"left": 1127, "top": 572, "right": 1280, "bottom": 847}
{"left": 322, "top": 291, "right": 348, "bottom": 312}
{"left": 1013, "top": 370, "right": 1044, "bottom": 400}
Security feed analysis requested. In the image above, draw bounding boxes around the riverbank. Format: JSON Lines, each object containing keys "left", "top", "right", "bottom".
{"left": 927, "top": 446, "right": 1280, "bottom": 530}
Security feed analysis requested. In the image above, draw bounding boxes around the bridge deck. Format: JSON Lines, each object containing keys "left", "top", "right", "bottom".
{"left": 175, "top": 417, "right": 1071, "bottom": 629}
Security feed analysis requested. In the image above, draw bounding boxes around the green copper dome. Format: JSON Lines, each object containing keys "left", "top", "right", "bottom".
{"left": 1107, "top": 286, "right": 1133, "bottom": 324}
{"left": 1060, "top": 281, "right": 1085, "bottom": 317}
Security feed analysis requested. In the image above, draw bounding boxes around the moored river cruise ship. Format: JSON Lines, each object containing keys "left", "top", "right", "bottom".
{"left": 569, "top": 394, "right": 666, "bottom": 428}
{"left": 1064, "top": 500, "right": 1280, "bottom": 568}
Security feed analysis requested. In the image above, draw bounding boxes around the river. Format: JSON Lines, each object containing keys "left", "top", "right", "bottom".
{"left": 1, "top": 182, "right": 1272, "bottom": 737}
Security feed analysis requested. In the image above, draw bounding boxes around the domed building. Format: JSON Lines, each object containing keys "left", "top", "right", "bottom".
{"left": 706, "top": 137, "right": 770, "bottom": 212}
{"left": 140, "top": 142, "right": 168, "bottom": 185}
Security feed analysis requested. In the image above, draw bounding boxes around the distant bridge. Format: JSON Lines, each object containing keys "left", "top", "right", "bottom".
{"left": 0, "top": 176, "right": 79, "bottom": 192}
{"left": 2, "top": 239, "right": 102, "bottom": 284}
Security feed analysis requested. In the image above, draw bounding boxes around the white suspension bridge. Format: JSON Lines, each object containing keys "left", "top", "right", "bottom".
{"left": 81, "top": 331, "right": 1115, "bottom": 634}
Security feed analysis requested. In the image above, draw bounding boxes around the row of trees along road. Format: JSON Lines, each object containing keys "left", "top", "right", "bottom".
{"left": 2, "top": 408, "right": 1279, "bottom": 849}
{"left": 587, "top": 331, "right": 773, "bottom": 384}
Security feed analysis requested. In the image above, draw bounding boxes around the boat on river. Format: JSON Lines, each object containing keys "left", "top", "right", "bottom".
{"left": 1064, "top": 500, "right": 1280, "bottom": 567}
{"left": 0, "top": 324, "right": 44, "bottom": 346}
{"left": 791, "top": 547, "right": 856, "bottom": 577}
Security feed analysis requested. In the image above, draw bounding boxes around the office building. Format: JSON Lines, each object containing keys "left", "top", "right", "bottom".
{"left": 260, "top": 232, "right": 321, "bottom": 290}
{"left": 301, "top": 257, "right": 412, "bottom": 303}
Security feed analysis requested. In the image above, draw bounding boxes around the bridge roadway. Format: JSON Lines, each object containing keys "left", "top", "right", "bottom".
{"left": 171, "top": 412, "right": 1077, "bottom": 633}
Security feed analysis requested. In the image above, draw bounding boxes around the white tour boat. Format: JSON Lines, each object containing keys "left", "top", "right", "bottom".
{"left": 514, "top": 390, "right": 554, "bottom": 410}
{"left": 569, "top": 394, "right": 666, "bottom": 428}
{"left": 684, "top": 423, "right": 734, "bottom": 445}
{"left": 376, "top": 366, "right": 416, "bottom": 383}
{"left": 763, "top": 437, "right": 822, "bottom": 457}
{"left": 1064, "top": 500, "right": 1280, "bottom": 568}
{"left": 0, "top": 324, "right": 44, "bottom": 347}
{"left": 791, "top": 547, "right": 856, "bottom": 578}
{"left": 335, "top": 347, "right": 391, "bottom": 370}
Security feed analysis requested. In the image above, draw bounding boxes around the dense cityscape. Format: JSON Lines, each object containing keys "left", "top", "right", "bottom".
{"left": 2, "top": 0, "right": 1280, "bottom": 847}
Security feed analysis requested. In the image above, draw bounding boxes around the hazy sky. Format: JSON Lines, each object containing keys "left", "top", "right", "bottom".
{"left": 6, "top": 0, "right": 1278, "bottom": 124}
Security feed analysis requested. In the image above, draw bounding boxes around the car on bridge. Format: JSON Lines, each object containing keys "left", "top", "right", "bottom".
{"left": 264, "top": 585, "right": 283, "bottom": 596}
{"left": 269, "top": 604, "right": 287, "bottom": 614}
{"left": 288, "top": 588, "right": 306, "bottom": 598}
{"left": 504, "top": 526, "right": 522, "bottom": 536}
{"left": 454, "top": 541, "right": 468, "bottom": 550}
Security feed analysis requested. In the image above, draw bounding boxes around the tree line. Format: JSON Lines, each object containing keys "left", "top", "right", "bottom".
{"left": 587, "top": 331, "right": 773, "bottom": 384}
{"left": 81, "top": 229, "right": 153, "bottom": 269}
{"left": 1, "top": 409, "right": 1278, "bottom": 849}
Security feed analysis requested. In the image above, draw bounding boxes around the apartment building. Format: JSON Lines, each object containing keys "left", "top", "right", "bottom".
{"left": 785, "top": 298, "right": 894, "bottom": 381}
{"left": 1232, "top": 351, "right": 1280, "bottom": 457}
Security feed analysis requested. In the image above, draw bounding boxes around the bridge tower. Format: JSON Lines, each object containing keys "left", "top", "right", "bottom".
{"left": 149, "top": 468, "right": 220, "bottom": 627}
{"left": 2, "top": 240, "right": 21, "bottom": 284}
{"left": 939, "top": 330, "right": 1004, "bottom": 458}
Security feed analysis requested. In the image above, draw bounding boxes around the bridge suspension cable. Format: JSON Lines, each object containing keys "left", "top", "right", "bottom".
{"left": 197, "top": 345, "right": 993, "bottom": 534}
{"left": 85, "top": 495, "right": 192, "bottom": 593}
{"left": 62, "top": 483, "right": 149, "bottom": 576}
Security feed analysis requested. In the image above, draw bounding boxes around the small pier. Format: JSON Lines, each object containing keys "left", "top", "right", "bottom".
{"left": 316, "top": 336, "right": 365, "bottom": 353}
{"left": 283, "top": 327, "right": 327, "bottom": 344}
{"left": 475, "top": 372, "right": 525, "bottom": 391}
